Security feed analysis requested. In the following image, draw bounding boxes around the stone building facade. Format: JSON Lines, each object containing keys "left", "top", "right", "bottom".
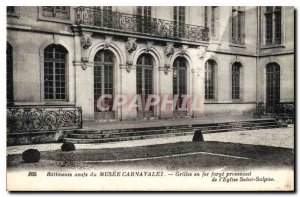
{"left": 6, "top": 6, "right": 294, "bottom": 121}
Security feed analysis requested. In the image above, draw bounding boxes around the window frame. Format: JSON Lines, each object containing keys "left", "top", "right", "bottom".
{"left": 7, "top": 42, "right": 14, "bottom": 106}
{"left": 173, "top": 57, "right": 187, "bottom": 113}
{"left": 173, "top": 6, "right": 186, "bottom": 38}
{"left": 40, "top": 44, "right": 69, "bottom": 104}
{"left": 205, "top": 60, "right": 217, "bottom": 101}
{"left": 230, "top": 6, "right": 245, "bottom": 46}
{"left": 38, "top": 6, "right": 72, "bottom": 24}
{"left": 231, "top": 62, "right": 243, "bottom": 102}
{"left": 136, "top": 53, "right": 154, "bottom": 116}
{"left": 94, "top": 50, "right": 115, "bottom": 113}
{"left": 261, "top": 6, "right": 284, "bottom": 48}
{"left": 7, "top": 6, "right": 20, "bottom": 18}
{"left": 43, "top": 44, "right": 68, "bottom": 101}
{"left": 136, "top": 6, "right": 152, "bottom": 33}
{"left": 94, "top": 6, "right": 113, "bottom": 28}
{"left": 266, "top": 63, "right": 281, "bottom": 106}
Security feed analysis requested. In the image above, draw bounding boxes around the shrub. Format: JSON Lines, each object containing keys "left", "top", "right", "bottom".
{"left": 61, "top": 142, "right": 76, "bottom": 152}
{"left": 192, "top": 130, "right": 204, "bottom": 142}
{"left": 22, "top": 149, "right": 41, "bottom": 163}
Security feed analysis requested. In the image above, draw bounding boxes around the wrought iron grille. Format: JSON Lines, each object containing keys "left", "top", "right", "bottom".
{"left": 253, "top": 102, "right": 294, "bottom": 122}
{"left": 75, "top": 7, "right": 209, "bottom": 42}
{"left": 7, "top": 106, "right": 82, "bottom": 133}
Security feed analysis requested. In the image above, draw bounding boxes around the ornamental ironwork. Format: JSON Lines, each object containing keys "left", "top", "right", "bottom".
{"left": 75, "top": 7, "right": 210, "bottom": 43}
{"left": 253, "top": 102, "right": 294, "bottom": 123}
{"left": 7, "top": 106, "right": 82, "bottom": 133}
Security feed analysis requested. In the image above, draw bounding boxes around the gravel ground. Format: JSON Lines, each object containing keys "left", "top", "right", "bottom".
{"left": 7, "top": 126, "right": 294, "bottom": 155}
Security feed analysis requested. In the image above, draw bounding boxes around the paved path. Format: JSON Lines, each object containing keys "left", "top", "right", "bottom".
{"left": 7, "top": 126, "right": 294, "bottom": 155}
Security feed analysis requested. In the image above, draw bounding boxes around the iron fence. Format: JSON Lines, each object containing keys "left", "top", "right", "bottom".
{"left": 253, "top": 102, "right": 294, "bottom": 122}
{"left": 7, "top": 106, "right": 82, "bottom": 133}
{"left": 75, "top": 7, "right": 210, "bottom": 43}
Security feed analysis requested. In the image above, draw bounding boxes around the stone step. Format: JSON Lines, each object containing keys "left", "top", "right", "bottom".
{"left": 63, "top": 131, "right": 195, "bottom": 144}
{"left": 75, "top": 119, "right": 277, "bottom": 134}
{"left": 63, "top": 123, "right": 281, "bottom": 144}
{"left": 201, "top": 124, "right": 281, "bottom": 134}
{"left": 69, "top": 123, "right": 281, "bottom": 140}
{"left": 68, "top": 128, "right": 194, "bottom": 139}
{"left": 63, "top": 118, "right": 282, "bottom": 144}
{"left": 194, "top": 122, "right": 279, "bottom": 131}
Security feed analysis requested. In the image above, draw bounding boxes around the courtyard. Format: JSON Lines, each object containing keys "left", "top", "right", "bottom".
{"left": 7, "top": 126, "right": 294, "bottom": 171}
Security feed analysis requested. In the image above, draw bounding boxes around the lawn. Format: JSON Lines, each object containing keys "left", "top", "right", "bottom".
{"left": 7, "top": 141, "right": 294, "bottom": 170}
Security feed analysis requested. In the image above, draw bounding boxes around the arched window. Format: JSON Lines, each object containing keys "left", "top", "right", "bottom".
{"left": 94, "top": 50, "right": 114, "bottom": 118}
{"left": 44, "top": 44, "right": 68, "bottom": 100}
{"left": 136, "top": 53, "right": 154, "bottom": 118}
{"left": 266, "top": 63, "right": 280, "bottom": 106}
{"left": 7, "top": 42, "right": 13, "bottom": 106}
{"left": 173, "top": 57, "right": 187, "bottom": 114}
{"left": 205, "top": 60, "right": 216, "bottom": 100}
{"left": 232, "top": 62, "right": 242, "bottom": 100}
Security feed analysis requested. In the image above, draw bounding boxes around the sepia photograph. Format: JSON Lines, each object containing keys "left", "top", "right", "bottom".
{"left": 6, "top": 4, "right": 295, "bottom": 191}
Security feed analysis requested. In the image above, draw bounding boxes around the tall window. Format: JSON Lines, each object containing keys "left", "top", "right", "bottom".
{"left": 94, "top": 50, "right": 114, "bottom": 117}
{"left": 232, "top": 62, "right": 242, "bottom": 100}
{"left": 137, "top": 6, "right": 152, "bottom": 33}
{"left": 265, "top": 6, "right": 282, "bottom": 45}
{"left": 42, "top": 6, "right": 70, "bottom": 19}
{"left": 231, "top": 6, "right": 245, "bottom": 44}
{"left": 173, "top": 57, "right": 187, "bottom": 114}
{"left": 7, "top": 6, "right": 19, "bottom": 17}
{"left": 94, "top": 6, "right": 113, "bottom": 28}
{"left": 7, "top": 6, "right": 15, "bottom": 14}
{"left": 136, "top": 54, "right": 154, "bottom": 118}
{"left": 7, "top": 43, "right": 14, "bottom": 106}
{"left": 204, "top": 6, "right": 208, "bottom": 28}
{"left": 173, "top": 6, "right": 185, "bottom": 37}
{"left": 44, "top": 44, "right": 68, "bottom": 100}
{"left": 211, "top": 6, "right": 217, "bottom": 36}
{"left": 266, "top": 63, "right": 280, "bottom": 107}
{"left": 205, "top": 60, "right": 216, "bottom": 100}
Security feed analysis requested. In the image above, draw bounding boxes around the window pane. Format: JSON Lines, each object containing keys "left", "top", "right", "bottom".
{"left": 205, "top": 60, "right": 215, "bottom": 100}
{"left": 44, "top": 44, "right": 67, "bottom": 100}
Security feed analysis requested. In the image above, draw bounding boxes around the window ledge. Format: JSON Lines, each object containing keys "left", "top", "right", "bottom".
{"left": 43, "top": 101, "right": 74, "bottom": 105}
{"left": 14, "top": 102, "right": 75, "bottom": 106}
{"left": 204, "top": 101, "right": 255, "bottom": 104}
{"left": 229, "top": 43, "right": 246, "bottom": 48}
{"left": 232, "top": 99, "right": 243, "bottom": 103}
{"left": 7, "top": 13, "right": 20, "bottom": 18}
{"left": 260, "top": 44, "right": 285, "bottom": 49}
{"left": 38, "top": 16, "right": 73, "bottom": 25}
{"left": 204, "top": 100, "right": 216, "bottom": 103}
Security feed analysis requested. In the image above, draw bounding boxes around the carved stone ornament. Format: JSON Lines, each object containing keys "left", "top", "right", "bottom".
{"left": 197, "top": 46, "right": 207, "bottom": 60}
{"left": 126, "top": 61, "right": 133, "bottom": 73}
{"left": 103, "top": 39, "right": 111, "bottom": 49}
{"left": 144, "top": 41, "right": 153, "bottom": 53}
{"left": 179, "top": 45, "right": 188, "bottom": 56}
{"left": 164, "top": 64, "right": 171, "bottom": 75}
{"left": 164, "top": 42, "right": 174, "bottom": 57}
{"left": 125, "top": 38, "right": 137, "bottom": 53}
{"left": 80, "top": 33, "right": 93, "bottom": 49}
{"left": 81, "top": 57, "right": 88, "bottom": 70}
